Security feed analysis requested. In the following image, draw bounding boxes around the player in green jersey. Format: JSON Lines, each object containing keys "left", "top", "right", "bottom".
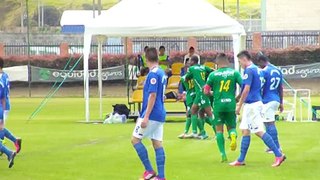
{"left": 186, "top": 56, "right": 215, "bottom": 139}
{"left": 177, "top": 73, "right": 196, "bottom": 139}
{"left": 204, "top": 53, "right": 242, "bottom": 162}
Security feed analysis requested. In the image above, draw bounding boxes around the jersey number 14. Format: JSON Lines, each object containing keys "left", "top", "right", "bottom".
{"left": 219, "top": 80, "right": 231, "bottom": 92}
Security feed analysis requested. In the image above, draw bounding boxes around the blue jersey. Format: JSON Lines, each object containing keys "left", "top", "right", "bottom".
{"left": 140, "top": 67, "right": 167, "bottom": 122}
{"left": 0, "top": 80, "right": 5, "bottom": 120}
{"left": 242, "top": 64, "right": 263, "bottom": 104}
{"left": 0, "top": 72, "right": 10, "bottom": 110}
{"left": 262, "top": 64, "right": 283, "bottom": 104}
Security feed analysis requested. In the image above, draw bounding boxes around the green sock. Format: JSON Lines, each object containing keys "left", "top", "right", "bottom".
{"left": 191, "top": 114, "right": 198, "bottom": 134}
{"left": 207, "top": 116, "right": 216, "bottom": 134}
{"left": 198, "top": 118, "right": 206, "bottom": 135}
{"left": 185, "top": 117, "right": 191, "bottom": 133}
{"left": 216, "top": 132, "right": 226, "bottom": 156}
{"left": 228, "top": 128, "right": 237, "bottom": 138}
{"left": 204, "top": 117, "right": 212, "bottom": 126}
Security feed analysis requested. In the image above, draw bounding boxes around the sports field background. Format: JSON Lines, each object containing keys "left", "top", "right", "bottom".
{"left": 1, "top": 97, "right": 319, "bottom": 180}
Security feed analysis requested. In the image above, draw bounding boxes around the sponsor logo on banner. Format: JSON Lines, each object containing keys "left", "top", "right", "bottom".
{"left": 279, "top": 62, "right": 320, "bottom": 79}
{"left": 31, "top": 65, "right": 125, "bottom": 82}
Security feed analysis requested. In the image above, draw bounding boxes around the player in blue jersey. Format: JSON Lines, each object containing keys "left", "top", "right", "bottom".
{"left": 257, "top": 55, "right": 283, "bottom": 153}
{"left": 0, "top": 58, "right": 22, "bottom": 157}
{"left": 230, "top": 51, "right": 286, "bottom": 167}
{"left": 0, "top": 72, "right": 18, "bottom": 168}
{"left": 131, "top": 47, "right": 167, "bottom": 180}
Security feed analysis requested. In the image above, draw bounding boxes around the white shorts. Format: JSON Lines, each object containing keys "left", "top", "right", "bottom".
{"left": 132, "top": 118, "right": 164, "bottom": 141}
{"left": 239, "top": 101, "right": 265, "bottom": 134}
{"left": 262, "top": 101, "right": 280, "bottom": 122}
{"left": 3, "top": 110, "right": 9, "bottom": 121}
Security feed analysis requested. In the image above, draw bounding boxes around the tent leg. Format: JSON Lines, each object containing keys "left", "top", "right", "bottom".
{"left": 97, "top": 36, "right": 105, "bottom": 119}
{"left": 83, "top": 34, "right": 92, "bottom": 122}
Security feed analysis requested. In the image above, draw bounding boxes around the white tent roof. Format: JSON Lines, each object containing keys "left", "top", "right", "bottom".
{"left": 60, "top": 10, "right": 108, "bottom": 26}
{"left": 85, "top": 0, "right": 246, "bottom": 37}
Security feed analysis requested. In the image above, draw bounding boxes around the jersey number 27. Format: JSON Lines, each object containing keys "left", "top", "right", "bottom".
{"left": 270, "top": 77, "right": 281, "bottom": 90}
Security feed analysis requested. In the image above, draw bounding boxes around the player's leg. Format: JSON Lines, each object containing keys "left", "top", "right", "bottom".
{"left": 225, "top": 112, "right": 238, "bottom": 151}
{"left": 3, "top": 128, "right": 22, "bottom": 153}
{"left": 178, "top": 104, "right": 192, "bottom": 139}
{"left": 253, "top": 102, "right": 286, "bottom": 167}
{"left": 150, "top": 121, "right": 165, "bottom": 180}
{"left": 214, "top": 112, "right": 227, "bottom": 162}
{"left": 197, "top": 109, "right": 208, "bottom": 139}
{"left": 230, "top": 104, "right": 251, "bottom": 166}
{"left": 201, "top": 94, "right": 216, "bottom": 135}
{"left": 263, "top": 102, "right": 281, "bottom": 152}
{"left": 0, "top": 138, "right": 16, "bottom": 168}
{"left": 190, "top": 97, "right": 200, "bottom": 137}
{"left": 131, "top": 118, "right": 155, "bottom": 179}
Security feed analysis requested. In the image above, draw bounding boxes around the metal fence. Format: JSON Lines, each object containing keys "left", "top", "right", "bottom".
{"left": 132, "top": 37, "right": 188, "bottom": 53}
{"left": 262, "top": 31, "right": 320, "bottom": 49}
{"left": 3, "top": 31, "right": 320, "bottom": 56}
{"left": 5, "top": 44, "right": 60, "bottom": 56}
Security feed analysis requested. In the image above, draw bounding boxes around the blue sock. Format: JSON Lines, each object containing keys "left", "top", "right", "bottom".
{"left": 238, "top": 136, "right": 250, "bottom": 162}
{"left": 0, "top": 143, "right": 13, "bottom": 158}
{"left": 265, "top": 123, "right": 280, "bottom": 149}
{"left": 155, "top": 147, "right": 165, "bottom": 179}
{"left": 133, "top": 142, "right": 153, "bottom": 172}
{"left": 262, "top": 133, "right": 282, "bottom": 157}
{"left": 3, "top": 128, "right": 17, "bottom": 143}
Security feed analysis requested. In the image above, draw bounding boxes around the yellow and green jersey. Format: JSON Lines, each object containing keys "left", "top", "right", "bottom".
{"left": 185, "top": 64, "right": 213, "bottom": 95}
{"left": 180, "top": 75, "right": 195, "bottom": 106}
{"left": 206, "top": 67, "right": 242, "bottom": 112}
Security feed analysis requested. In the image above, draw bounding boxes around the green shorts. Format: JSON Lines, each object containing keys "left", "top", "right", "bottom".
{"left": 193, "top": 93, "right": 211, "bottom": 109}
{"left": 214, "top": 111, "right": 236, "bottom": 128}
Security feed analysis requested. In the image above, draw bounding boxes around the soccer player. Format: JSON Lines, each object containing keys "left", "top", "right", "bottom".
{"left": 0, "top": 57, "right": 22, "bottom": 154}
{"left": 257, "top": 55, "right": 283, "bottom": 153}
{"left": 185, "top": 56, "right": 214, "bottom": 139}
{"left": 131, "top": 47, "right": 167, "bottom": 180}
{"left": 177, "top": 64, "right": 196, "bottom": 138}
{"left": 204, "top": 53, "right": 242, "bottom": 162}
{"left": 230, "top": 51, "right": 286, "bottom": 167}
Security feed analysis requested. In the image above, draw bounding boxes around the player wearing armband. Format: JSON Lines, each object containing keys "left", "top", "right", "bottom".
{"left": 204, "top": 53, "right": 242, "bottom": 162}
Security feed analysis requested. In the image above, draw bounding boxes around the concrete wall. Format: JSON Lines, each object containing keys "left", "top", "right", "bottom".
{"left": 266, "top": 0, "right": 320, "bottom": 30}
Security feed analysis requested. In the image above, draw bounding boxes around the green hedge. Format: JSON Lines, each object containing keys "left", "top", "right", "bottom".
{"left": 2, "top": 46, "right": 320, "bottom": 69}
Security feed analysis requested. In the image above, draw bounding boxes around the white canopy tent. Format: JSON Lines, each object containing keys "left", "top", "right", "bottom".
{"left": 82, "top": 0, "right": 246, "bottom": 122}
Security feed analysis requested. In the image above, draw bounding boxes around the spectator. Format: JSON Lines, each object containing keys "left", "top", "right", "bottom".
{"left": 158, "top": 46, "right": 171, "bottom": 70}
{"left": 184, "top": 47, "right": 200, "bottom": 65}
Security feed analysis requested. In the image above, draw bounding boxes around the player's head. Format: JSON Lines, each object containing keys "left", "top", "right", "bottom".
{"left": 237, "top": 50, "right": 252, "bottom": 69}
{"left": 143, "top": 46, "right": 149, "bottom": 53}
{"left": 159, "top": 46, "right": 165, "bottom": 55}
{"left": 190, "top": 55, "right": 199, "bottom": 66}
{"left": 0, "top": 57, "right": 4, "bottom": 69}
{"left": 146, "top": 47, "right": 158, "bottom": 67}
{"left": 188, "top": 46, "right": 195, "bottom": 55}
{"left": 216, "top": 53, "right": 229, "bottom": 68}
{"left": 256, "top": 54, "right": 270, "bottom": 69}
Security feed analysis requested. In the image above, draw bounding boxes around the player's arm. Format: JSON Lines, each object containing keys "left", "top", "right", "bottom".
{"left": 236, "top": 69, "right": 252, "bottom": 115}
{"left": 141, "top": 73, "right": 158, "bottom": 127}
{"left": 204, "top": 73, "right": 214, "bottom": 95}
{"left": 185, "top": 67, "right": 193, "bottom": 81}
{"left": 278, "top": 75, "right": 284, "bottom": 112}
{"left": 235, "top": 71, "right": 243, "bottom": 102}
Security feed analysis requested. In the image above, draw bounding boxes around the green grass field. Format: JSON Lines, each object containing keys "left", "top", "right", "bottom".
{"left": 1, "top": 97, "right": 320, "bottom": 180}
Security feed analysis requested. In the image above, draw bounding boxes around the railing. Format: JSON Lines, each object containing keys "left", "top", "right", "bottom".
{"left": 132, "top": 37, "right": 188, "bottom": 53}
{"left": 262, "top": 31, "right": 320, "bottom": 49}
{"left": 5, "top": 44, "right": 60, "bottom": 56}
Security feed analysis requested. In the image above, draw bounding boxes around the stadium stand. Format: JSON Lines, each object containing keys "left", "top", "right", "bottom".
{"left": 171, "top": 62, "right": 184, "bottom": 75}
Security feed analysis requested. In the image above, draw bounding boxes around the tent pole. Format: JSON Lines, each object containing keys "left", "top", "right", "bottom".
{"left": 84, "top": 34, "right": 92, "bottom": 122}
{"left": 124, "top": 37, "right": 130, "bottom": 105}
{"left": 97, "top": 36, "right": 104, "bottom": 119}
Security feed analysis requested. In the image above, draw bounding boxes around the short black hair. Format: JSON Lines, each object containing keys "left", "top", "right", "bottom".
{"left": 257, "top": 55, "right": 269, "bottom": 62}
{"left": 216, "top": 53, "right": 228, "bottom": 62}
{"left": 159, "top": 46, "right": 165, "bottom": 50}
{"left": 189, "top": 46, "right": 195, "bottom": 51}
{"left": 190, "top": 55, "right": 199, "bottom": 64}
{"left": 237, "top": 50, "right": 252, "bottom": 60}
{"left": 144, "top": 46, "right": 149, "bottom": 51}
{"left": 146, "top": 47, "right": 158, "bottom": 62}
{"left": 0, "top": 57, "right": 4, "bottom": 68}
